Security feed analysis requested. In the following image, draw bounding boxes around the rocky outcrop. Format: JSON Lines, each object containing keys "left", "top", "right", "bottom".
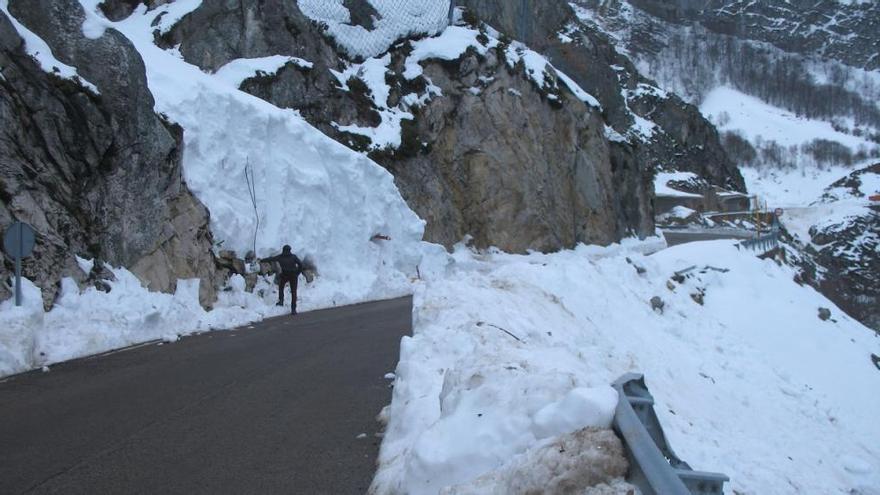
{"left": 161, "top": 0, "right": 636, "bottom": 251}
{"left": 463, "top": 0, "right": 744, "bottom": 192}
{"left": 161, "top": 0, "right": 745, "bottom": 252}
{"left": 577, "top": 0, "right": 880, "bottom": 144}
{"left": 628, "top": 0, "right": 880, "bottom": 72}
{"left": 98, "top": 0, "right": 172, "bottom": 21}
{"left": 378, "top": 48, "right": 620, "bottom": 251}
{"left": 0, "top": 0, "right": 218, "bottom": 308}
{"left": 801, "top": 164, "right": 880, "bottom": 332}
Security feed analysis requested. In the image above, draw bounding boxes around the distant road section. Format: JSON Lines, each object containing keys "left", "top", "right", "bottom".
{"left": 0, "top": 297, "right": 412, "bottom": 494}
{"left": 662, "top": 229, "right": 753, "bottom": 247}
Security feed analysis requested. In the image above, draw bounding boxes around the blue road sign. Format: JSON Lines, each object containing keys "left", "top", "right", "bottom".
{"left": 3, "top": 222, "right": 36, "bottom": 307}
{"left": 4, "top": 222, "right": 36, "bottom": 258}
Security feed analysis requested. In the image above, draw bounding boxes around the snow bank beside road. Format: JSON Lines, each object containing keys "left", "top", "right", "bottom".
{"left": 0, "top": 267, "right": 286, "bottom": 377}
{"left": 374, "top": 240, "right": 880, "bottom": 494}
{"left": 102, "top": 3, "right": 430, "bottom": 306}
{"left": 0, "top": 1, "right": 441, "bottom": 377}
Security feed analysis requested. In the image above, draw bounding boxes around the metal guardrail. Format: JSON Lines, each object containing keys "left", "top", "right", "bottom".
{"left": 612, "top": 374, "right": 729, "bottom": 495}
{"left": 739, "top": 231, "right": 780, "bottom": 252}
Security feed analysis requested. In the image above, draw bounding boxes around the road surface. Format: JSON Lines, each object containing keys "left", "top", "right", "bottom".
{"left": 0, "top": 296, "right": 412, "bottom": 494}
{"left": 662, "top": 229, "right": 752, "bottom": 247}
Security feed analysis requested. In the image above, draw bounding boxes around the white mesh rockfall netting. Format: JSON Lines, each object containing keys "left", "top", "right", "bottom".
{"left": 297, "top": 0, "right": 452, "bottom": 59}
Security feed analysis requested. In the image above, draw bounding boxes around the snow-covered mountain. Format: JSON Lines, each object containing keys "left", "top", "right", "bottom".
{"left": 158, "top": 0, "right": 747, "bottom": 252}
{"left": 575, "top": 0, "right": 880, "bottom": 330}
{"left": 575, "top": 0, "right": 880, "bottom": 176}
{"left": 1, "top": 1, "right": 879, "bottom": 494}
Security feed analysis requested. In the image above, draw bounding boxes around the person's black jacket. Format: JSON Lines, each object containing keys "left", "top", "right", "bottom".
{"left": 263, "top": 252, "right": 303, "bottom": 274}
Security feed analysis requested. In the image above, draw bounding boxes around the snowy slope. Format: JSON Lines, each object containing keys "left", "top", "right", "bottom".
{"left": 374, "top": 240, "right": 880, "bottom": 495}
{"left": 82, "top": 0, "right": 439, "bottom": 305}
{"left": 702, "top": 86, "right": 872, "bottom": 150}
{"left": 0, "top": 1, "right": 446, "bottom": 377}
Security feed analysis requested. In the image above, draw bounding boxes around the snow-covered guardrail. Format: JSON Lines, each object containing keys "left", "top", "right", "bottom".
{"left": 612, "top": 374, "right": 729, "bottom": 495}
{"left": 739, "top": 231, "right": 780, "bottom": 252}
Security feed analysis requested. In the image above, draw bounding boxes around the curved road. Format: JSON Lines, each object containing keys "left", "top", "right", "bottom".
{"left": 0, "top": 296, "right": 412, "bottom": 494}
{"left": 662, "top": 229, "right": 753, "bottom": 247}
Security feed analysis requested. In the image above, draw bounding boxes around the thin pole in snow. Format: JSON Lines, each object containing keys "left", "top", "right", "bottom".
{"left": 14, "top": 224, "right": 22, "bottom": 306}
{"left": 245, "top": 157, "right": 260, "bottom": 256}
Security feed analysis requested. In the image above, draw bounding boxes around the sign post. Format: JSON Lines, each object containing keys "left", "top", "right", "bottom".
{"left": 3, "top": 222, "right": 36, "bottom": 306}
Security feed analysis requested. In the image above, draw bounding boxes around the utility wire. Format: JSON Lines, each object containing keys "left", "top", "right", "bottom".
{"left": 244, "top": 156, "right": 260, "bottom": 257}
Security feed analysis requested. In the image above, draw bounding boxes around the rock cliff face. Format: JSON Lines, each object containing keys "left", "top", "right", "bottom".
{"left": 461, "top": 0, "right": 744, "bottom": 187}
{"left": 162, "top": 0, "right": 743, "bottom": 252}
{"left": 629, "top": 0, "right": 880, "bottom": 71}
{"left": 803, "top": 164, "right": 880, "bottom": 332}
{"left": 0, "top": 0, "right": 218, "bottom": 308}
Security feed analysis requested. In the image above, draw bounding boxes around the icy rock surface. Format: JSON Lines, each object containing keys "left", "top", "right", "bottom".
{"left": 1, "top": 0, "right": 218, "bottom": 308}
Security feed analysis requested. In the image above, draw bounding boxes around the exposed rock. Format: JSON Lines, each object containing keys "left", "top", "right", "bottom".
{"left": 0, "top": 261, "right": 10, "bottom": 302}
{"left": 163, "top": 0, "right": 631, "bottom": 251}
{"left": 650, "top": 296, "right": 664, "bottom": 313}
{"left": 818, "top": 307, "right": 831, "bottom": 321}
{"left": 628, "top": 0, "right": 880, "bottom": 72}
{"left": 343, "top": 0, "right": 379, "bottom": 31}
{"left": 216, "top": 249, "right": 246, "bottom": 276}
{"left": 98, "top": 0, "right": 171, "bottom": 21}
{"left": 461, "top": 0, "right": 745, "bottom": 192}
{"left": 797, "top": 164, "right": 880, "bottom": 331}
{"left": 380, "top": 50, "right": 620, "bottom": 251}
{"left": 161, "top": 0, "right": 745, "bottom": 253}
{"left": 0, "top": 1, "right": 218, "bottom": 308}
{"left": 575, "top": 0, "right": 880, "bottom": 164}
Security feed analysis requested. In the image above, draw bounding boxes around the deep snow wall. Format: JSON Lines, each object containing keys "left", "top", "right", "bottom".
{"left": 161, "top": 0, "right": 746, "bottom": 253}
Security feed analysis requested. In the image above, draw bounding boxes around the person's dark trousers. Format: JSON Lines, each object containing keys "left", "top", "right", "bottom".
{"left": 278, "top": 272, "right": 299, "bottom": 313}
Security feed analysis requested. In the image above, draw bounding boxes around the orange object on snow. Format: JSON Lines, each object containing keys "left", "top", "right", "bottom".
{"left": 870, "top": 194, "right": 880, "bottom": 202}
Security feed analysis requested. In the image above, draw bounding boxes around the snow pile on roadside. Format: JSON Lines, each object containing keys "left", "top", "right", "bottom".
{"left": 373, "top": 240, "right": 880, "bottom": 494}
{"left": 79, "top": 0, "right": 434, "bottom": 306}
{"left": 0, "top": 266, "right": 288, "bottom": 377}
{"left": 443, "top": 428, "right": 632, "bottom": 495}
{"left": 0, "top": 1, "right": 445, "bottom": 377}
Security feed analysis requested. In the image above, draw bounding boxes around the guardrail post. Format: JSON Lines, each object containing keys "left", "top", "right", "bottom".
{"left": 612, "top": 374, "right": 729, "bottom": 495}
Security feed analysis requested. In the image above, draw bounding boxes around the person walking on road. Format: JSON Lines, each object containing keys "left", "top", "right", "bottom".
{"left": 261, "top": 245, "right": 303, "bottom": 314}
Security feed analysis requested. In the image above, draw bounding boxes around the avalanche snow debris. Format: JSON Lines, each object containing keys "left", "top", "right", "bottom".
{"left": 0, "top": 0, "right": 451, "bottom": 378}
{"left": 372, "top": 239, "right": 880, "bottom": 495}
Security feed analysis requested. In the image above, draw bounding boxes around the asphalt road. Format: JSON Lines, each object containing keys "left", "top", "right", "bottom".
{"left": 0, "top": 296, "right": 412, "bottom": 495}
{"left": 662, "top": 229, "right": 753, "bottom": 247}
